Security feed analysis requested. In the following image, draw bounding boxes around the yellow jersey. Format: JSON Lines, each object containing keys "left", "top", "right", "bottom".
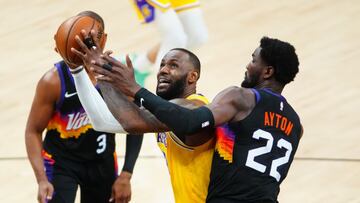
{"left": 131, "top": 0, "right": 200, "bottom": 23}
{"left": 156, "top": 94, "right": 214, "bottom": 203}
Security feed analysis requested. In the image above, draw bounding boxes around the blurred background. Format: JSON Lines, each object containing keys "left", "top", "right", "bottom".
{"left": 0, "top": 0, "right": 359, "bottom": 202}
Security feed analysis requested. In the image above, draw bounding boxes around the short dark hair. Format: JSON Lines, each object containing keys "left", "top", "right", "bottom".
{"left": 77, "top": 10, "right": 105, "bottom": 29}
{"left": 259, "top": 36, "right": 299, "bottom": 85}
{"left": 170, "top": 48, "right": 201, "bottom": 78}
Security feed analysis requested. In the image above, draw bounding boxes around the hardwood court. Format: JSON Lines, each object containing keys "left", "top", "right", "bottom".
{"left": 0, "top": 0, "right": 359, "bottom": 202}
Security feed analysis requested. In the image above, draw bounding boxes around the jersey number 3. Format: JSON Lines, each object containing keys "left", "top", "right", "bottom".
{"left": 245, "top": 129, "right": 292, "bottom": 182}
{"left": 96, "top": 134, "right": 107, "bottom": 154}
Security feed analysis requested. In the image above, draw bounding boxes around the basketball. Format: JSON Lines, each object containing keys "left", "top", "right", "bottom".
{"left": 54, "top": 15, "right": 106, "bottom": 66}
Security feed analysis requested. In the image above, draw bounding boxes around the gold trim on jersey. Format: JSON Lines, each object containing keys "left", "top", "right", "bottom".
{"left": 168, "top": 132, "right": 194, "bottom": 151}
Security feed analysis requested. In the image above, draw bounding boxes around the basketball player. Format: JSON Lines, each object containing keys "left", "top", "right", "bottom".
{"left": 70, "top": 35, "right": 214, "bottom": 202}
{"left": 92, "top": 36, "right": 303, "bottom": 202}
{"left": 129, "top": 0, "right": 208, "bottom": 86}
{"left": 25, "top": 11, "right": 143, "bottom": 203}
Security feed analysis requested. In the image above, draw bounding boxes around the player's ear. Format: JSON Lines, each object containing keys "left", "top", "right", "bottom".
{"left": 263, "top": 66, "right": 275, "bottom": 79}
{"left": 188, "top": 71, "right": 199, "bottom": 84}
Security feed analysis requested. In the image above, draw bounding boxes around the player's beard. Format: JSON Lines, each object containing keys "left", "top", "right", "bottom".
{"left": 156, "top": 74, "right": 187, "bottom": 100}
{"left": 241, "top": 72, "right": 260, "bottom": 88}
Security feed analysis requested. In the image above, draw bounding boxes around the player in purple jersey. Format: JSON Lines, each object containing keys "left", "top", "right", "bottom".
{"left": 25, "top": 11, "right": 143, "bottom": 203}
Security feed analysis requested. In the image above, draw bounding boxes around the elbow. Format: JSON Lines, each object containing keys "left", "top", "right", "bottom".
{"left": 90, "top": 120, "right": 110, "bottom": 132}
{"left": 91, "top": 123, "right": 106, "bottom": 132}
{"left": 121, "top": 120, "right": 148, "bottom": 134}
{"left": 123, "top": 123, "right": 141, "bottom": 134}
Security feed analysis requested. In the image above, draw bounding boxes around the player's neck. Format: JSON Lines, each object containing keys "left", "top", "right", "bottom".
{"left": 256, "top": 81, "right": 283, "bottom": 94}
{"left": 181, "top": 86, "right": 197, "bottom": 99}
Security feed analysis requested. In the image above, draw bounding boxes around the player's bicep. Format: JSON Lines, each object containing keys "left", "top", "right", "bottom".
{"left": 26, "top": 74, "right": 59, "bottom": 134}
{"left": 208, "top": 86, "right": 245, "bottom": 126}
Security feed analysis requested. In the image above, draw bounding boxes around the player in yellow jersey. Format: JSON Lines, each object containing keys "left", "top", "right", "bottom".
{"left": 155, "top": 93, "right": 214, "bottom": 203}
{"left": 70, "top": 33, "right": 214, "bottom": 202}
{"left": 128, "top": 0, "right": 208, "bottom": 86}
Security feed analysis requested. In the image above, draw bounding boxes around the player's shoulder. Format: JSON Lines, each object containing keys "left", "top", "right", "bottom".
{"left": 215, "top": 86, "right": 256, "bottom": 110}
{"left": 186, "top": 93, "right": 209, "bottom": 104}
{"left": 169, "top": 93, "right": 208, "bottom": 109}
{"left": 170, "top": 98, "right": 204, "bottom": 109}
{"left": 219, "top": 86, "right": 254, "bottom": 101}
{"left": 39, "top": 66, "right": 60, "bottom": 86}
{"left": 36, "top": 66, "right": 61, "bottom": 97}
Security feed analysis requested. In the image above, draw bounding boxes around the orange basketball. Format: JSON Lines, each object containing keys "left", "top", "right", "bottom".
{"left": 54, "top": 15, "right": 106, "bottom": 66}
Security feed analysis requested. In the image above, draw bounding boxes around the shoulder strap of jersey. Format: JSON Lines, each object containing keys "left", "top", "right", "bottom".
{"left": 257, "top": 88, "right": 287, "bottom": 102}
{"left": 186, "top": 93, "right": 209, "bottom": 104}
{"left": 54, "top": 61, "right": 67, "bottom": 109}
{"left": 59, "top": 61, "right": 76, "bottom": 93}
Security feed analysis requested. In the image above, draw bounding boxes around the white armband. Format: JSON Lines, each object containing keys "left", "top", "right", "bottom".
{"left": 72, "top": 67, "right": 127, "bottom": 133}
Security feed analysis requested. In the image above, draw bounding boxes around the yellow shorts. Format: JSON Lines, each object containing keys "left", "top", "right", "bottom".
{"left": 131, "top": 0, "right": 200, "bottom": 23}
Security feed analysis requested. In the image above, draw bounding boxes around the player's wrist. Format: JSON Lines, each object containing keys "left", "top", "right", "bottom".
{"left": 130, "top": 85, "right": 142, "bottom": 98}
{"left": 36, "top": 174, "right": 49, "bottom": 184}
{"left": 119, "top": 170, "right": 132, "bottom": 180}
{"left": 70, "top": 66, "right": 84, "bottom": 75}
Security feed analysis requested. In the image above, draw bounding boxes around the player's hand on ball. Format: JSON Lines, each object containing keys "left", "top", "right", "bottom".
{"left": 71, "top": 29, "right": 105, "bottom": 71}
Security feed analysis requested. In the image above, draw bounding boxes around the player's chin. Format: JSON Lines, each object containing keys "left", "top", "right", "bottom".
{"left": 156, "top": 87, "right": 169, "bottom": 97}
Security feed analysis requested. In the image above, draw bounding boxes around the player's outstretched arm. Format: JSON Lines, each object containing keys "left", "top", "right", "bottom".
{"left": 99, "top": 79, "right": 213, "bottom": 145}
{"left": 70, "top": 29, "right": 129, "bottom": 133}
{"left": 130, "top": 86, "right": 254, "bottom": 136}
{"left": 97, "top": 80, "right": 170, "bottom": 133}
{"left": 71, "top": 67, "right": 128, "bottom": 133}
{"left": 70, "top": 30, "right": 169, "bottom": 133}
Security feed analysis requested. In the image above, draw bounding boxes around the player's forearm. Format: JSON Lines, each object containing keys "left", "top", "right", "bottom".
{"left": 25, "top": 132, "right": 48, "bottom": 183}
{"left": 134, "top": 88, "right": 215, "bottom": 136}
{"left": 71, "top": 67, "right": 127, "bottom": 133}
{"left": 98, "top": 82, "right": 168, "bottom": 133}
{"left": 122, "top": 134, "right": 144, "bottom": 173}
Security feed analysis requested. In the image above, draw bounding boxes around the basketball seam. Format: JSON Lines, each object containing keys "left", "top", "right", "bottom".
{"left": 65, "top": 16, "right": 82, "bottom": 63}
{"left": 90, "top": 18, "right": 96, "bottom": 34}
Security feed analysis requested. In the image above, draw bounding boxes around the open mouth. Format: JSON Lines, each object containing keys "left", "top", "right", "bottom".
{"left": 158, "top": 78, "right": 171, "bottom": 87}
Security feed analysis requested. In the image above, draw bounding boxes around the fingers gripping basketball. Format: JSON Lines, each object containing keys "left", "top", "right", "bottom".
{"left": 54, "top": 15, "right": 105, "bottom": 66}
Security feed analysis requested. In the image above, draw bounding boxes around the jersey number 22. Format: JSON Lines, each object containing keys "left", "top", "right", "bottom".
{"left": 245, "top": 129, "right": 292, "bottom": 182}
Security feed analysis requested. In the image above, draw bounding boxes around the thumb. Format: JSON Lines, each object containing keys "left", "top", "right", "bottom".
{"left": 46, "top": 186, "right": 54, "bottom": 201}
{"left": 109, "top": 190, "right": 115, "bottom": 202}
{"left": 104, "top": 50, "right": 113, "bottom": 56}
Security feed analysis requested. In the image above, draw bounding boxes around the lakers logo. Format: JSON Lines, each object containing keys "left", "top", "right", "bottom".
{"left": 157, "top": 132, "right": 167, "bottom": 147}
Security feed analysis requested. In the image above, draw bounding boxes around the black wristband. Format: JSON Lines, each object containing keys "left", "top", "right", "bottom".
{"left": 134, "top": 88, "right": 215, "bottom": 137}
